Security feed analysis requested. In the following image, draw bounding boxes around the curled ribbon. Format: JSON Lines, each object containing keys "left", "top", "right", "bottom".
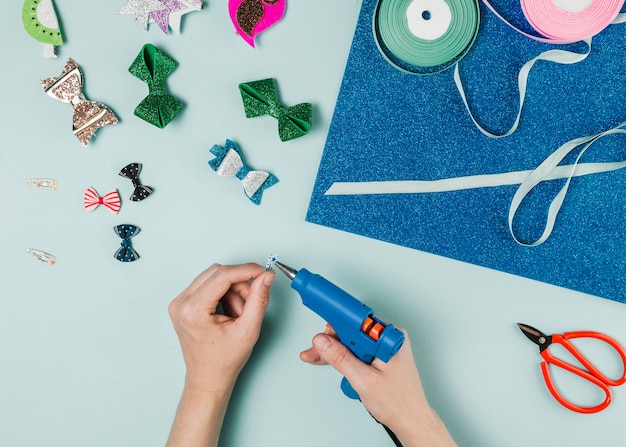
{"left": 208, "top": 139, "right": 278, "bottom": 205}
{"left": 509, "top": 121, "right": 626, "bottom": 246}
{"left": 41, "top": 59, "right": 119, "bottom": 146}
{"left": 458, "top": 0, "right": 624, "bottom": 138}
{"left": 454, "top": 39, "right": 592, "bottom": 139}
{"left": 129, "top": 43, "right": 184, "bottom": 128}
{"left": 84, "top": 187, "right": 121, "bottom": 214}
{"left": 325, "top": 121, "right": 626, "bottom": 245}
{"left": 114, "top": 224, "right": 140, "bottom": 262}
{"left": 239, "top": 78, "right": 312, "bottom": 141}
{"left": 119, "top": 163, "right": 153, "bottom": 202}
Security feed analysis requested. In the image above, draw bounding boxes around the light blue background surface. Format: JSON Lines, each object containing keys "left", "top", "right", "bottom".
{"left": 2, "top": 1, "right": 626, "bottom": 446}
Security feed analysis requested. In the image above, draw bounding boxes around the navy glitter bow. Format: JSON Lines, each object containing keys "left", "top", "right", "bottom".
{"left": 208, "top": 139, "right": 278, "bottom": 205}
{"left": 119, "top": 163, "right": 153, "bottom": 201}
{"left": 114, "top": 224, "right": 140, "bottom": 262}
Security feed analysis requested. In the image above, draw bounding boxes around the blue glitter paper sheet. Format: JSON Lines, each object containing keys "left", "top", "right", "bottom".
{"left": 306, "top": 0, "right": 626, "bottom": 303}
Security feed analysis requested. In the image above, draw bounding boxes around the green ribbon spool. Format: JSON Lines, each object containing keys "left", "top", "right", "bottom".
{"left": 373, "top": 0, "right": 480, "bottom": 74}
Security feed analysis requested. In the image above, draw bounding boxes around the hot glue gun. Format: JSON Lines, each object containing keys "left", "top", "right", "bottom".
{"left": 274, "top": 261, "right": 405, "bottom": 399}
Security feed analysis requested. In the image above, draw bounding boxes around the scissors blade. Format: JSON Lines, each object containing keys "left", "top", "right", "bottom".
{"left": 517, "top": 323, "right": 552, "bottom": 352}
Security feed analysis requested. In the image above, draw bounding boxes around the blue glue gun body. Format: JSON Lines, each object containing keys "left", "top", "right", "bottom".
{"left": 290, "top": 267, "right": 405, "bottom": 399}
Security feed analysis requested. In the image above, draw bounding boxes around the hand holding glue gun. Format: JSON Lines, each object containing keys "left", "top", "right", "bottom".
{"left": 273, "top": 261, "right": 405, "bottom": 398}
{"left": 276, "top": 261, "right": 456, "bottom": 446}
{"left": 166, "top": 262, "right": 457, "bottom": 447}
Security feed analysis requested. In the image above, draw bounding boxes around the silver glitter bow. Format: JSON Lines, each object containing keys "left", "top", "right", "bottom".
{"left": 41, "top": 58, "right": 119, "bottom": 146}
{"left": 208, "top": 139, "right": 278, "bottom": 205}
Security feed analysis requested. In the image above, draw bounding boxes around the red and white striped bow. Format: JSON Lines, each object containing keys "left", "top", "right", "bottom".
{"left": 84, "top": 187, "right": 121, "bottom": 214}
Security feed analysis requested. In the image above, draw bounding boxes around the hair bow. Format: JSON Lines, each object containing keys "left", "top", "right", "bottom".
{"left": 208, "top": 139, "right": 278, "bottom": 205}
{"left": 129, "top": 43, "right": 184, "bottom": 128}
{"left": 239, "top": 78, "right": 312, "bottom": 141}
{"left": 114, "top": 224, "right": 140, "bottom": 262}
{"left": 119, "top": 163, "right": 153, "bottom": 201}
{"left": 84, "top": 187, "right": 121, "bottom": 214}
{"left": 41, "top": 59, "right": 119, "bottom": 146}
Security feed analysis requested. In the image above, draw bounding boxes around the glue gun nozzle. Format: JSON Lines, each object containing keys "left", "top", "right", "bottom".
{"left": 274, "top": 261, "right": 297, "bottom": 280}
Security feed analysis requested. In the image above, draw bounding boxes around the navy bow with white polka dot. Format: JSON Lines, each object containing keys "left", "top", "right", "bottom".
{"left": 114, "top": 224, "right": 140, "bottom": 262}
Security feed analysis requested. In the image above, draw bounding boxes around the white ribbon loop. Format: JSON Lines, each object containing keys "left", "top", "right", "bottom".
{"left": 325, "top": 121, "right": 626, "bottom": 246}
{"left": 509, "top": 122, "right": 626, "bottom": 246}
{"left": 454, "top": 39, "right": 592, "bottom": 139}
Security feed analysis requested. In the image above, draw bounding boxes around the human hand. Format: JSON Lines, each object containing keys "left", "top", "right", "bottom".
{"left": 168, "top": 263, "right": 275, "bottom": 394}
{"left": 166, "top": 263, "right": 275, "bottom": 447}
{"left": 300, "top": 328, "right": 456, "bottom": 447}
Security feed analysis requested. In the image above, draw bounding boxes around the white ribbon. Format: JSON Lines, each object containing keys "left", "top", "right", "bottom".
{"left": 454, "top": 38, "right": 592, "bottom": 139}
{"left": 325, "top": 121, "right": 626, "bottom": 246}
{"left": 509, "top": 122, "right": 626, "bottom": 246}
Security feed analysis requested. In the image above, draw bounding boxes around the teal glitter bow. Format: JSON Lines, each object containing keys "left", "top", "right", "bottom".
{"left": 129, "top": 43, "right": 183, "bottom": 128}
{"left": 209, "top": 139, "right": 278, "bottom": 205}
{"left": 238, "top": 78, "right": 312, "bottom": 142}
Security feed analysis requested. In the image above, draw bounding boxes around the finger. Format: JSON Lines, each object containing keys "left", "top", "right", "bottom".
{"left": 299, "top": 346, "right": 329, "bottom": 366}
{"left": 175, "top": 263, "right": 223, "bottom": 300}
{"left": 299, "top": 327, "right": 339, "bottom": 365}
{"left": 169, "top": 264, "right": 223, "bottom": 319}
{"left": 229, "top": 276, "right": 256, "bottom": 299}
{"left": 191, "top": 263, "right": 265, "bottom": 311}
{"left": 312, "top": 334, "right": 371, "bottom": 383}
{"left": 220, "top": 272, "right": 258, "bottom": 317}
{"left": 238, "top": 270, "right": 275, "bottom": 330}
{"left": 369, "top": 328, "right": 412, "bottom": 371}
{"left": 221, "top": 290, "right": 245, "bottom": 318}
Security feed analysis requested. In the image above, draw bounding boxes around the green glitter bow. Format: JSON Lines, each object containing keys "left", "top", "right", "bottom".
{"left": 129, "top": 43, "right": 183, "bottom": 128}
{"left": 239, "top": 78, "right": 312, "bottom": 142}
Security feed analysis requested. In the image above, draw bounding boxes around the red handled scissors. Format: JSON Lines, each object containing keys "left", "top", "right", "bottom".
{"left": 518, "top": 323, "right": 626, "bottom": 413}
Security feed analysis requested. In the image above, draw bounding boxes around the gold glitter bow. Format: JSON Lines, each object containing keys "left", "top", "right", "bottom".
{"left": 41, "top": 58, "right": 119, "bottom": 146}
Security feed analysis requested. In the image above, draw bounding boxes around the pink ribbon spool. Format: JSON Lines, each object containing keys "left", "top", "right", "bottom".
{"left": 520, "top": 0, "right": 624, "bottom": 40}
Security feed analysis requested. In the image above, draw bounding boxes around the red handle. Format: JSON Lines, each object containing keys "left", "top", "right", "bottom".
{"left": 539, "top": 331, "right": 626, "bottom": 413}
{"left": 540, "top": 358, "right": 612, "bottom": 413}
{"left": 560, "top": 332, "right": 626, "bottom": 386}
